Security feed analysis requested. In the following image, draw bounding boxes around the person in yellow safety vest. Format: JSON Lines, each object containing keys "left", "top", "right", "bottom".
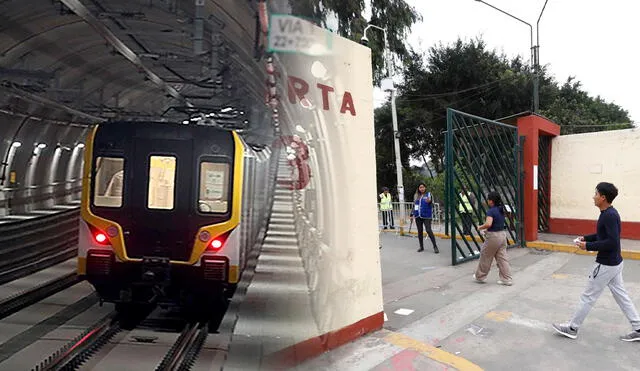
{"left": 379, "top": 187, "right": 395, "bottom": 229}
{"left": 458, "top": 187, "right": 474, "bottom": 236}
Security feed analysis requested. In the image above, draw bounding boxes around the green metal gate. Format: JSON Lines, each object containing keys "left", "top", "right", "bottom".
{"left": 538, "top": 135, "right": 552, "bottom": 232}
{"left": 444, "top": 109, "right": 524, "bottom": 265}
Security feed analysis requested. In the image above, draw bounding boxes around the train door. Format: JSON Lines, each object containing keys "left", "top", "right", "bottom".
{"left": 126, "top": 138, "right": 194, "bottom": 261}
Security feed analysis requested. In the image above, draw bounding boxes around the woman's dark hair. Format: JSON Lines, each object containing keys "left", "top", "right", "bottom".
{"left": 487, "top": 191, "right": 505, "bottom": 215}
{"left": 414, "top": 183, "right": 426, "bottom": 201}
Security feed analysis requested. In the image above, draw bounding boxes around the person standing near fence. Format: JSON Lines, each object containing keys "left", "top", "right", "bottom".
{"left": 553, "top": 182, "right": 640, "bottom": 342}
{"left": 379, "top": 187, "right": 395, "bottom": 230}
{"left": 473, "top": 191, "right": 512, "bottom": 285}
{"left": 458, "top": 186, "right": 474, "bottom": 236}
{"left": 412, "top": 183, "right": 439, "bottom": 253}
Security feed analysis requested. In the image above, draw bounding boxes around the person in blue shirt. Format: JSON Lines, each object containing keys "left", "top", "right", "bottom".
{"left": 473, "top": 191, "right": 512, "bottom": 285}
{"left": 412, "top": 183, "right": 439, "bottom": 253}
{"left": 553, "top": 182, "right": 640, "bottom": 342}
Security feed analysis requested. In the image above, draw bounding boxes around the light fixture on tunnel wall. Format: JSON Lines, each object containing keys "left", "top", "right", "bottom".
{"left": 56, "top": 143, "right": 71, "bottom": 151}
{"left": 220, "top": 106, "right": 233, "bottom": 113}
{"left": 36, "top": 143, "right": 47, "bottom": 149}
{"left": 11, "top": 142, "right": 22, "bottom": 148}
{"left": 182, "top": 120, "right": 189, "bottom": 124}
{"left": 76, "top": 143, "right": 85, "bottom": 149}
{"left": 239, "top": 110, "right": 245, "bottom": 115}
{"left": 243, "top": 120, "right": 249, "bottom": 124}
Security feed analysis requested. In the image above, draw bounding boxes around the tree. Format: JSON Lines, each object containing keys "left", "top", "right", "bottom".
{"left": 374, "top": 37, "right": 633, "bottom": 199}
{"left": 288, "top": 0, "right": 421, "bottom": 84}
{"left": 541, "top": 77, "right": 633, "bottom": 134}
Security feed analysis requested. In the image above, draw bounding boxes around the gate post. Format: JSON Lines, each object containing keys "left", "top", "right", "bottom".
{"left": 516, "top": 115, "right": 560, "bottom": 242}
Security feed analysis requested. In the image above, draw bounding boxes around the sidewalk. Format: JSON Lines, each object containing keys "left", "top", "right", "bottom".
{"left": 380, "top": 221, "right": 640, "bottom": 261}
{"left": 297, "top": 233, "right": 640, "bottom": 370}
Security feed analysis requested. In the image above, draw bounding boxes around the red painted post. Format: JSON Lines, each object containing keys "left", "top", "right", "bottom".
{"left": 516, "top": 115, "right": 560, "bottom": 242}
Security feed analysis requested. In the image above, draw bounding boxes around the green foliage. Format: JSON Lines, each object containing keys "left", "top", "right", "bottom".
{"left": 540, "top": 77, "right": 633, "bottom": 134}
{"left": 374, "top": 37, "right": 633, "bottom": 196}
{"left": 288, "top": 0, "right": 421, "bottom": 84}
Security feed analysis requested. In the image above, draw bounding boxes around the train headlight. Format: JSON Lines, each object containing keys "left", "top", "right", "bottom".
{"left": 106, "top": 226, "right": 118, "bottom": 237}
{"left": 199, "top": 231, "right": 211, "bottom": 242}
{"left": 210, "top": 239, "right": 223, "bottom": 249}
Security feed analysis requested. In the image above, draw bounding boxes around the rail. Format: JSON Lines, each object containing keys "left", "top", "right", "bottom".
{"left": 155, "top": 322, "right": 209, "bottom": 371}
{"left": 32, "top": 311, "right": 121, "bottom": 371}
{"left": 377, "top": 201, "right": 444, "bottom": 230}
{"left": 0, "top": 272, "right": 80, "bottom": 320}
{"left": 0, "top": 207, "right": 80, "bottom": 284}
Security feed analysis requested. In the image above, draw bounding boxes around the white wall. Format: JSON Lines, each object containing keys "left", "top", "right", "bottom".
{"left": 274, "top": 23, "right": 383, "bottom": 334}
{"left": 551, "top": 128, "right": 640, "bottom": 221}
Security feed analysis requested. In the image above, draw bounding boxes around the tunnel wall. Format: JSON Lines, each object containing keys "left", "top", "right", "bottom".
{"left": 274, "top": 22, "right": 383, "bottom": 347}
{"left": 549, "top": 128, "right": 640, "bottom": 238}
{"left": 0, "top": 107, "right": 90, "bottom": 216}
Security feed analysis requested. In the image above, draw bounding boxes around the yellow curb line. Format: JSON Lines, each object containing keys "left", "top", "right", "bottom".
{"left": 526, "top": 241, "right": 640, "bottom": 260}
{"left": 382, "top": 230, "right": 640, "bottom": 260}
{"left": 384, "top": 332, "right": 483, "bottom": 371}
{"left": 382, "top": 230, "right": 514, "bottom": 244}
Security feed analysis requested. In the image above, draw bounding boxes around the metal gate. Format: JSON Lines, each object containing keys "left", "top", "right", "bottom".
{"left": 444, "top": 109, "right": 524, "bottom": 265}
{"left": 538, "top": 136, "right": 551, "bottom": 232}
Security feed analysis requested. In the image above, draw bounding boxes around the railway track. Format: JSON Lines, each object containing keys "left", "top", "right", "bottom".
{"left": 155, "top": 321, "right": 209, "bottom": 371}
{"left": 32, "top": 311, "right": 121, "bottom": 371}
{"left": 30, "top": 309, "right": 211, "bottom": 371}
{"left": 0, "top": 208, "right": 79, "bottom": 285}
{"left": 0, "top": 271, "right": 81, "bottom": 320}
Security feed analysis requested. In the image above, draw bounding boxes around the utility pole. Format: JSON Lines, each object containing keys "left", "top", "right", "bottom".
{"left": 475, "top": 0, "right": 549, "bottom": 113}
{"left": 362, "top": 24, "right": 407, "bottom": 234}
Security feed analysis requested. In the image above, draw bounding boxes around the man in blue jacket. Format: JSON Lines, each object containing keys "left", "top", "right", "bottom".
{"left": 553, "top": 182, "right": 640, "bottom": 342}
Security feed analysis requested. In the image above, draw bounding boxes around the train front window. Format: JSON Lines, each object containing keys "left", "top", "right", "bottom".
{"left": 147, "top": 155, "right": 176, "bottom": 210}
{"left": 93, "top": 157, "right": 124, "bottom": 208}
{"left": 198, "top": 162, "right": 230, "bottom": 213}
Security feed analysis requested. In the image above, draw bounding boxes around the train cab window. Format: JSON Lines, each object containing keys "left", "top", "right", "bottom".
{"left": 93, "top": 157, "right": 125, "bottom": 208}
{"left": 198, "top": 162, "right": 230, "bottom": 213}
{"left": 147, "top": 155, "right": 177, "bottom": 210}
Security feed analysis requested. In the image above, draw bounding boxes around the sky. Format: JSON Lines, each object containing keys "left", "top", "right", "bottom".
{"left": 373, "top": 0, "right": 640, "bottom": 123}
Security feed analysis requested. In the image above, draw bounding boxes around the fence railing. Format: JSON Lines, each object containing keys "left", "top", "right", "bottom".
{"left": 377, "top": 202, "right": 444, "bottom": 232}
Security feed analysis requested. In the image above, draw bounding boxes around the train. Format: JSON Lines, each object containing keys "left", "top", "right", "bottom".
{"left": 77, "top": 121, "right": 276, "bottom": 313}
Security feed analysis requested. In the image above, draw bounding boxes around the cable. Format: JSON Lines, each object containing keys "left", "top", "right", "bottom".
{"left": 397, "top": 73, "right": 522, "bottom": 101}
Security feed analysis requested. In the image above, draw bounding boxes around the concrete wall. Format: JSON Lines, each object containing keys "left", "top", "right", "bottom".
{"left": 275, "top": 21, "right": 383, "bottom": 336}
{"left": 549, "top": 128, "right": 640, "bottom": 237}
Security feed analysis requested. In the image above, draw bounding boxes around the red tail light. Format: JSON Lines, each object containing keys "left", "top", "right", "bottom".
{"left": 87, "top": 224, "right": 110, "bottom": 245}
{"left": 206, "top": 230, "right": 232, "bottom": 252}
{"left": 210, "top": 239, "right": 223, "bottom": 249}
{"left": 95, "top": 233, "right": 108, "bottom": 244}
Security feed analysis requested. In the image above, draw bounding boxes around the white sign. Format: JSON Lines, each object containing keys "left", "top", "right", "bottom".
{"left": 268, "top": 14, "right": 333, "bottom": 55}
{"left": 533, "top": 165, "right": 538, "bottom": 190}
{"left": 204, "top": 170, "right": 224, "bottom": 199}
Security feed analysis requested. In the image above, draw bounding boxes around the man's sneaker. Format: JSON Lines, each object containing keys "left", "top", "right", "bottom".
{"left": 552, "top": 323, "right": 578, "bottom": 339}
{"left": 620, "top": 331, "right": 640, "bottom": 342}
{"left": 497, "top": 280, "right": 513, "bottom": 286}
{"left": 473, "top": 274, "right": 485, "bottom": 283}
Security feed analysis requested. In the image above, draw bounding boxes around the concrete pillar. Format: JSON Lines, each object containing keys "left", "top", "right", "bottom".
{"left": 516, "top": 115, "right": 560, "bottom": 241}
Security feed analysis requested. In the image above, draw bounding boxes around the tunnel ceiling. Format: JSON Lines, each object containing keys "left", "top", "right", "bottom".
{"left": 0, "top": 0, "right": 269, "bottom": 133}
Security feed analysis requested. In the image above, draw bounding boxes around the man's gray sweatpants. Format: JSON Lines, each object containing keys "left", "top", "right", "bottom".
{"left": 570, "top": 261, "right": 640, "bottom": 331}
